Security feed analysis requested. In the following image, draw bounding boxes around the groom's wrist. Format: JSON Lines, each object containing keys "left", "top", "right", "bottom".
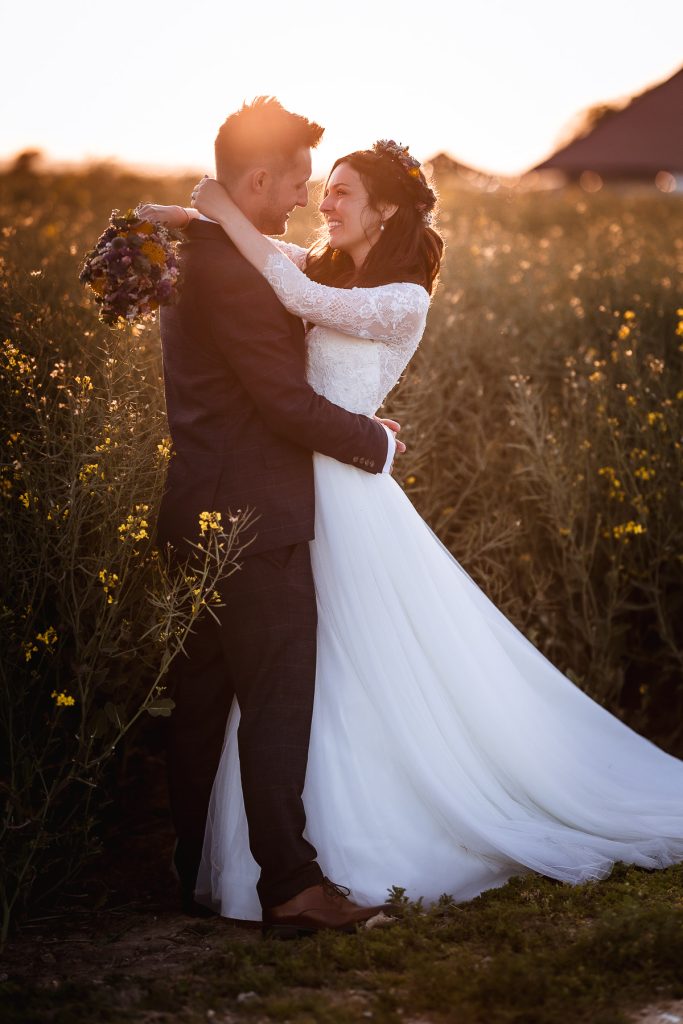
{"left": 381, "top": 425, "right": 396, "bottom": 474}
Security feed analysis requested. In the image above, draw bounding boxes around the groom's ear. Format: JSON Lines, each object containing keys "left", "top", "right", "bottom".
{"left": 248, "top": 168, "right": 270, "bottom": 195}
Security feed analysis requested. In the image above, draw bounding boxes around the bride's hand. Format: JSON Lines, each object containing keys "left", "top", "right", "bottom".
{"left": 376, "top": 416, "right": 407, "bottom": 455}
{"left": 137, "top": 203, "right": 190, "bottom": 228}
{"left": 191, "top": 176, "right": 231, "bottom": 222}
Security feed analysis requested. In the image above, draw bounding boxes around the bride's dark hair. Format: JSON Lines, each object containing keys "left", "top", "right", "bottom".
{"left": 305, "top": 145, "right": 444, "bottom": 295}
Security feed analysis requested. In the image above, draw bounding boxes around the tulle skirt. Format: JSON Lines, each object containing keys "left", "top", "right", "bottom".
{"left": 196, "top": 454, "right": 683, "bottom": 920}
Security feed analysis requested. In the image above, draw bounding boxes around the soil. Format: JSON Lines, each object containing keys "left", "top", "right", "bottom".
{"left": 2, "top": 741, "right": 259, "bottom": 998}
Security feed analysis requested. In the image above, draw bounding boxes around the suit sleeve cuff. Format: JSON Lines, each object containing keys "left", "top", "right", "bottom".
{"left": 381, "top": 424, "right": 396, "bottom": 474}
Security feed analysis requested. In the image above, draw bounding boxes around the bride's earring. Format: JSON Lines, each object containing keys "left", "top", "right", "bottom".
{"left": 379, "top": 221, "right": 385, "bottom": 232}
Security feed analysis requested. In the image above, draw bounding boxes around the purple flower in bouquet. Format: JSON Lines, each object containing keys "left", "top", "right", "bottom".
{"left": 79, "top": 209, "right": 184, "bottom": 327}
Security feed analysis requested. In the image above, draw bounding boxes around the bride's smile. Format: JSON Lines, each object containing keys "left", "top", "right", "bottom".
{"left": 320, "top": 163, "right": 391, "bottom": 267}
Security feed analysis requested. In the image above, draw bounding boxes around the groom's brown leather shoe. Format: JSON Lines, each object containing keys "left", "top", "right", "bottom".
{"left": 261, "top": 877, "right": 388, "bottom": 938}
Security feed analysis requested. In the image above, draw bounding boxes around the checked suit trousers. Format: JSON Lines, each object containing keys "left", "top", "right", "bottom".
{"left": 166, "top": 540, "right": 324, "bottom": 910}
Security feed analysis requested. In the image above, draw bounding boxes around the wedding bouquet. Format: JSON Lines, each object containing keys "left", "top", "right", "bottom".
{"left": 80, "top": 209, "right": 183, "bottom": 327}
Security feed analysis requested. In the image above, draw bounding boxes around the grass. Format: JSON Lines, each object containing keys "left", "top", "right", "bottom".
{"left": 2, "top": 862, "right": 682, "bottom": 1023}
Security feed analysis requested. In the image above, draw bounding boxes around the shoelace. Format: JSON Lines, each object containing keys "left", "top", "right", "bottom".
{"left": 322, "top": 877, "right": 351, "bottom": 901}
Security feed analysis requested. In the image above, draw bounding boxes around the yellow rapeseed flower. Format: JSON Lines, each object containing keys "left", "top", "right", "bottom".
{"left": 612, "top": 521, "right": 646, "bottom": 541}
{"left": 118, "top": 504, "right": 150, "bottom": 542}
{"left": 37, "top": 626, "right": 58, "bottom": 646}
{"left": 598, "top": 466, "right": 624, "bottom": 501}
{"left": 78, "top": 462, "right": 100, "bottom": 483}
{"left": 51, "top": 690, "right": 76, "bottom": 707}
{"left": 98, "top": 569, "right": 120, "bottom": 604}
{"left": 598, "top": 467, "right": 620, "bottom": 485}
{"left": 198, "top": 510, "right": 222, "bottom": 534}
{"left": 22, "top": 641, "right": 38, "bottom": 662}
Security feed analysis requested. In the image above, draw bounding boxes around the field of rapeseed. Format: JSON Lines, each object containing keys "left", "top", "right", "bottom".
{"left": 0, "top": 163, "right": 250, "bottom": 938}
{"left": 392, "top": 174, "right": 682, "bottom": 741}
{"left": 0, "top": 159, "right": 681, "bottom": 988}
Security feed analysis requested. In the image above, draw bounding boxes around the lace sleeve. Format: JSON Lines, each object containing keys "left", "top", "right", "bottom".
{"left": 262, "top": 249, "right": 429, "bottom": 345}
{"left": 270, "top": 240, "right": 309, "bottom": 270}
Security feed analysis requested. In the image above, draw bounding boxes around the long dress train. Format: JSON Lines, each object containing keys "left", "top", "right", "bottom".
{"left": 195, "top": 245, "right": 683, "bottom": 921}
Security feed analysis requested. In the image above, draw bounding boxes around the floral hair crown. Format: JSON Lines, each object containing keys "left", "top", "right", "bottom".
{"left": 373, "top": 139, "right": 422, "bottom": 177}
{"left": 372, "top": 139, "right": 433, "bottom": 224}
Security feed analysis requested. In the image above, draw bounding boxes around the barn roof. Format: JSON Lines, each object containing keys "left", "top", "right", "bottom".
{"left": 534, "top": 66, "right": 683, "bottom": 177}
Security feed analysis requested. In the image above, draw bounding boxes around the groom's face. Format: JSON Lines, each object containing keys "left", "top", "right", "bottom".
{"left": 258, "top": 146, "right": 312, "bottom": 235}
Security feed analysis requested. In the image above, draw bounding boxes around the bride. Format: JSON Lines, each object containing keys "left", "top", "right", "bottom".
{"left": 143, "top": 140, "right": 683, "bottom": 924}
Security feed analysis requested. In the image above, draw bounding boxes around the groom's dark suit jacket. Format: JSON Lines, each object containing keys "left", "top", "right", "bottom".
{"left": 157, "top": 220, "right": 388, "bottom": 556}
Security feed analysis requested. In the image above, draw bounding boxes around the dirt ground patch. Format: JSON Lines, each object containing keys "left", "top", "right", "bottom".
{"left": 3, "top": 747, "right": 259, "bottom": 982}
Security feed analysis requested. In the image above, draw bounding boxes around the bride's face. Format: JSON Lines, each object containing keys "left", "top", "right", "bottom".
{"left": 320, "top": 163, "right": 383, "bottom": 266}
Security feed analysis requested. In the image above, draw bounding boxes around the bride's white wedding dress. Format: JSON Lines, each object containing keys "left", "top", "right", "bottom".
{"left": 195, "top": 244, "right": 683, "bottom": 920}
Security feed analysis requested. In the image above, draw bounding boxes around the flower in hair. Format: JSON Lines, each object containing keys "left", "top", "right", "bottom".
{"left": 373, "top": 139, "right": 434, "bottom": 224}
{"left": 373, "top": 139, "right": 422, "bottom": 176}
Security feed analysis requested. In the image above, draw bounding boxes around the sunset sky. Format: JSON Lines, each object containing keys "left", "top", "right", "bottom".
{"left": 3, "top": 0, "right": 681, "bottom": 178}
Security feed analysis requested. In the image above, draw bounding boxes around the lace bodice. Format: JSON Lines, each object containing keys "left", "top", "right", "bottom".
{"left": 264, "top": 243, "right": 430, "bottom": 415}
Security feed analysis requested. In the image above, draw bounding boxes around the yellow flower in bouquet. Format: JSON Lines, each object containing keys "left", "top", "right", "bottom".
{"left": 141, "top": 240, "right": 167, "bottom": 266}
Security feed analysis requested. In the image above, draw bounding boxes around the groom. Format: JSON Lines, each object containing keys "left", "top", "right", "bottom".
{"left": 156, "top": 97, "right": 397, "bottom": 934}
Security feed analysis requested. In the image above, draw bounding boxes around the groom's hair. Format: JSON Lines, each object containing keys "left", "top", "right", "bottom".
{"left": 215, "top": 97, "right": 324, "bottom": 184}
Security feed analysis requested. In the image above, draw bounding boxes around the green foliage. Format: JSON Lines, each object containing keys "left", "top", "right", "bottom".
{"left": 3, "top": 864, "right": 683, "bottom": 1022}
{"left": 0, "top": 167, "right": 251, "bottom": 938}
